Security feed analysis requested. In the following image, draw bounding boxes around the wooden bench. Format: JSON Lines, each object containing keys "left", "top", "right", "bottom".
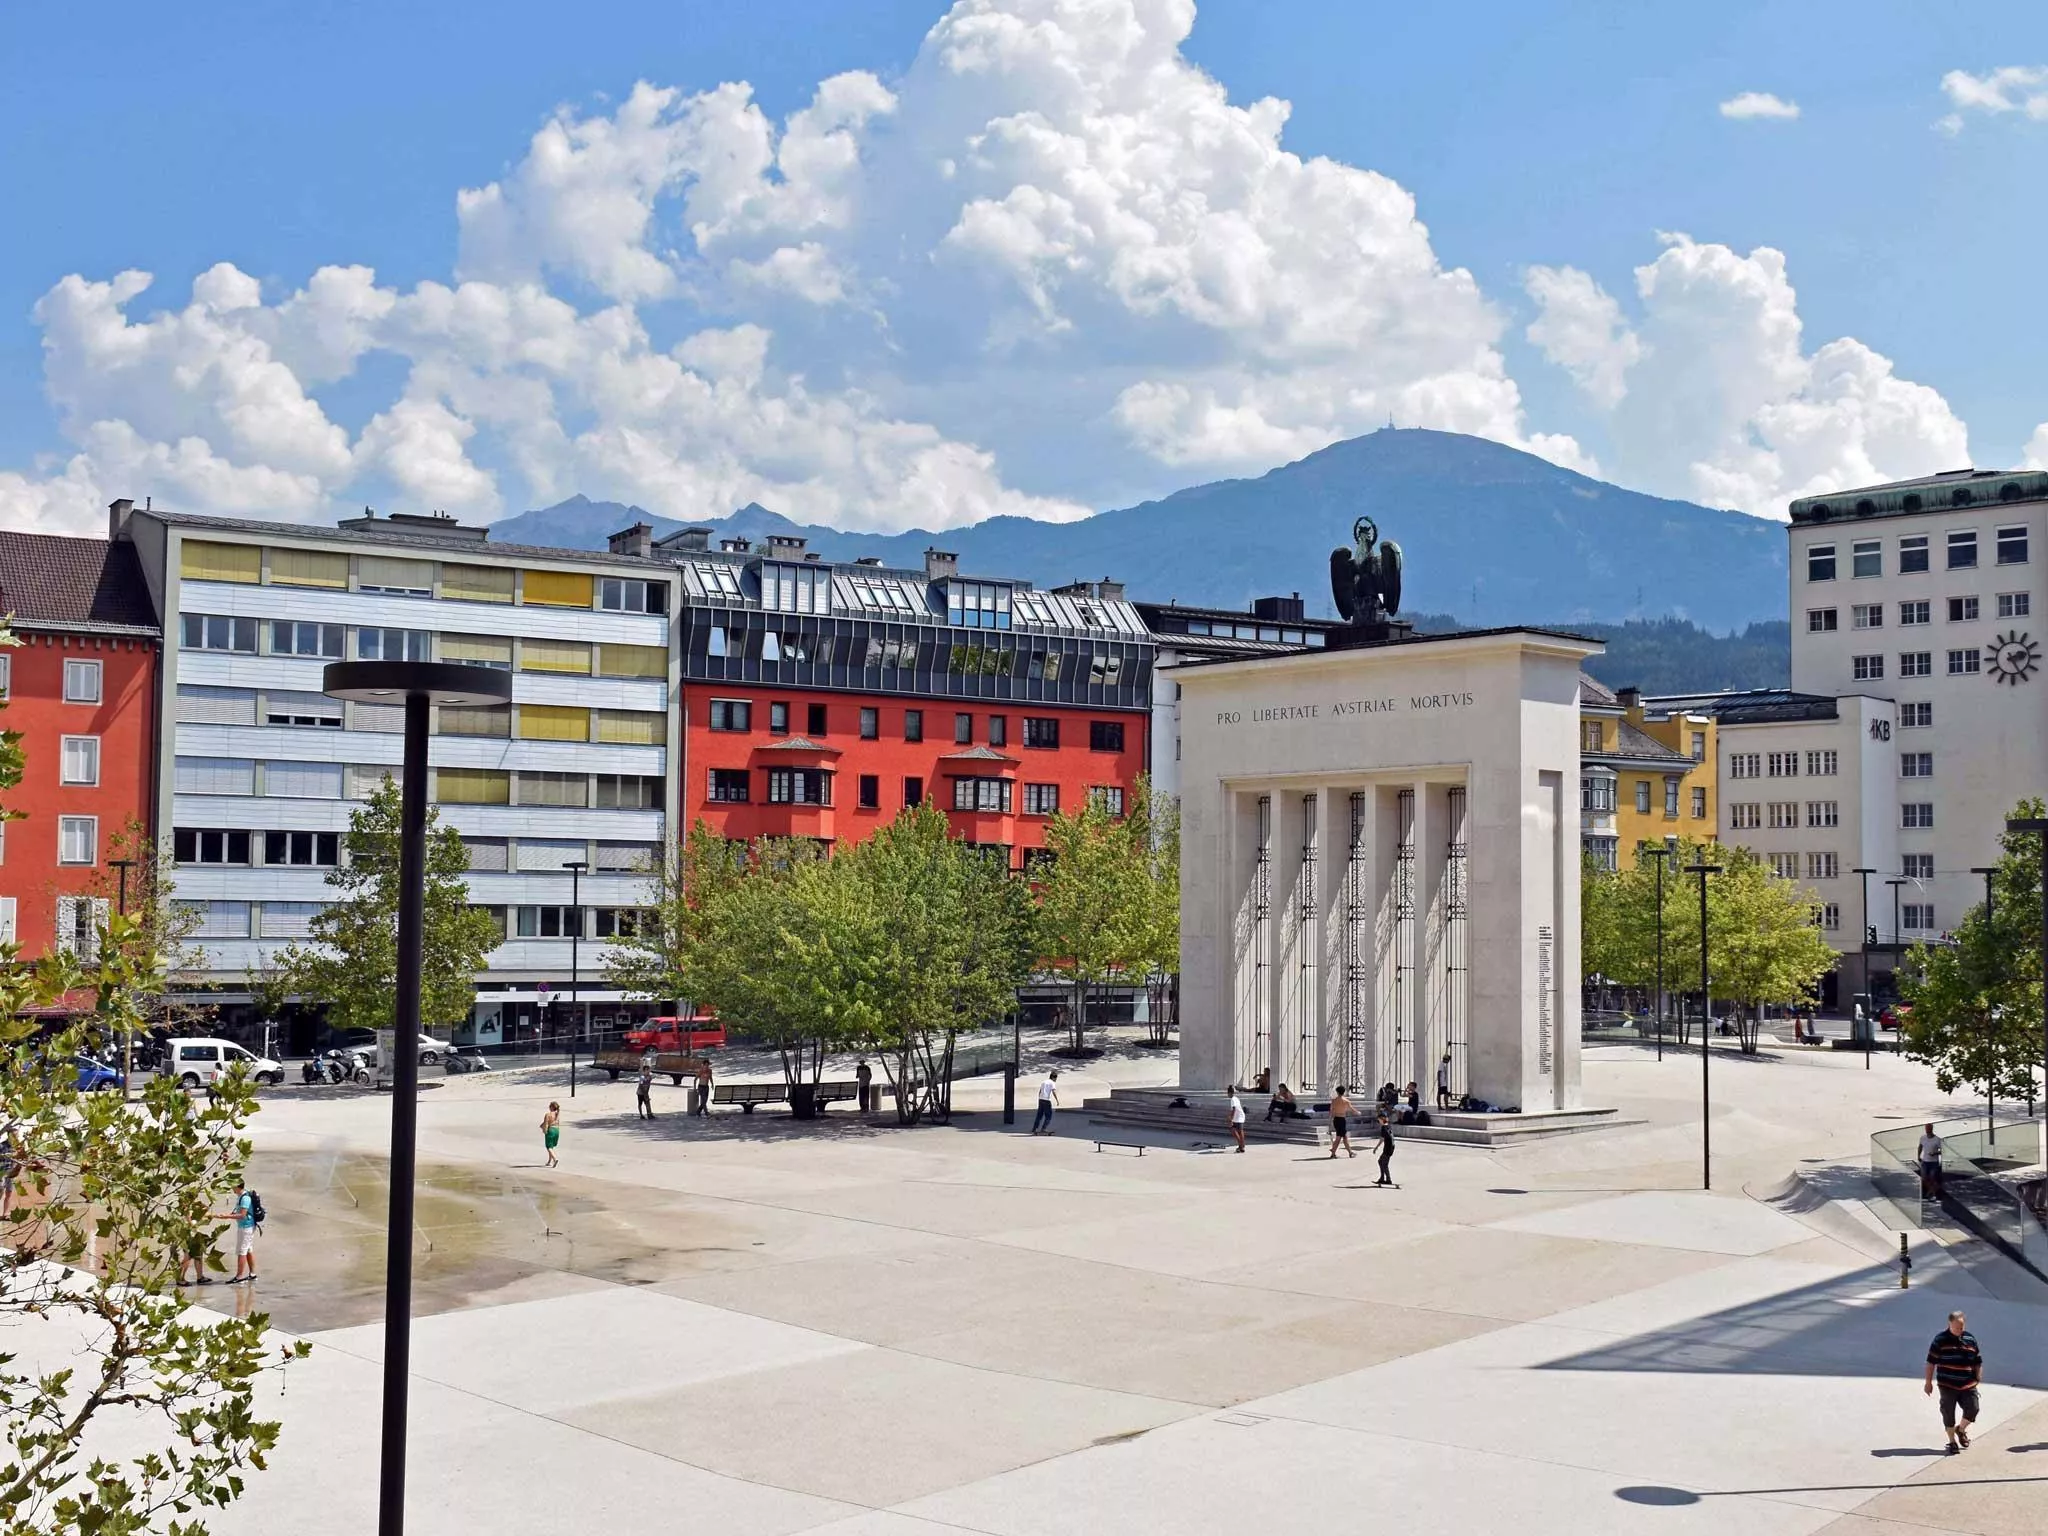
{"left": 712, "top": 1082, "right": 785, "bottom": 1114}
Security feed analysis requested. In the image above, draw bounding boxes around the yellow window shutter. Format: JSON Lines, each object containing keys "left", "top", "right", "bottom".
{"left": 519, "top": 638, "right": 593, "bottom": 674}
{"left": 357, "top": 556, "right": 435, "bottom": 593}
{"left": 521, "top": 569, "right": 594, "bottom": 608}
{"left": 597, "top": 642, "right": 667, "bottom": 678}
{"left": 180, "top": 540, "right": 261, "bottom": 583}
{"left": 440, "top": 564, "right": 516, "bottom": 603}
{"left": 595, "top": 710, "right": 665, "bottom": 745}
{"left": 435, "top": 768, "right": 510, "bottom": 804}
{"left": 440, "top": 633, "right": 513, "bottom": 667}
{"left": 268, "top": 546, "right": 348, "bottom": 588}
{"left": 518, "top": 704, "right": 591, "bottom": 742}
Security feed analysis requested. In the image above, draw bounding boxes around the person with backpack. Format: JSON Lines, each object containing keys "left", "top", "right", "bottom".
{"left": 214, "top": 1178, "right": 261, "bottom": 1285}
{"left": 635, "top": 1060, "right": 655, "bottom": 1120}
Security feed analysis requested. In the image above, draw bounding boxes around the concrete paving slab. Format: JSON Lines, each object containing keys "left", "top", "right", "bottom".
{"left": 1489, "top": 1188, "right": 1815, "bottom": 1254}
{"left": 766, "top": 1177, "right": 1196, "bottom": 1240}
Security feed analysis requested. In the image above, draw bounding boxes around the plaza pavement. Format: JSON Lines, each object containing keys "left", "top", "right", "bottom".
{"left": 33, "top": 1034, "right": 2048, "bottom": 1534}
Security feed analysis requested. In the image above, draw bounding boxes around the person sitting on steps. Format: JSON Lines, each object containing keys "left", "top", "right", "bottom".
{"left": 1265, "top": 1083, "right": 1299, "bottom": 1121}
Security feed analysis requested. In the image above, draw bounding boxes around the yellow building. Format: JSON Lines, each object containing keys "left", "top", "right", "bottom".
{"left": 1578, "top": 675, "right": 1717, "bottom": 869}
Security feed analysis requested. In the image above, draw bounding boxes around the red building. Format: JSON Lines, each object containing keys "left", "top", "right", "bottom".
{"left": 658, "top": 531, "right": 1153, "bottom": 865}
{"left": 0, "top": 530, "right": 161, "bottom": 956}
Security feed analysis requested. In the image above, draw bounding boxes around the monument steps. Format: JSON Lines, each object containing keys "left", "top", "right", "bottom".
{"left": 1083, "top": 1090, "right": 1638, "bottom": 1148}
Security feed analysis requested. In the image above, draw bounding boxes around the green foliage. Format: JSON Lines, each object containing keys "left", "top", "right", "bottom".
{"left": 273, "top": 776, "right": 499, "bottom": 1033}
{"left": 1900, "top": 799, "right": 2045, "bottom": 1105}
{"left": 601, "top": 821, "right": 746, "bottom": 1010}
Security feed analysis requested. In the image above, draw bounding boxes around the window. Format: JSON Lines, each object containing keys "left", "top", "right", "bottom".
{"left": 260, "top": 901, "right": 324, "bottom": 939}
{"left": 515, "top": 906, "right": 584, "bottom": 939}
{"left": 262, "top": 830, "right": 339, "bottom": 866}
{"left": 1822, "top": 903, "right": 1841, "bottom": 931}
{"left": 859, "top": 707, "right": 878, "bottom": 740}
{"left": 595, "top": 775, "right": 662, "bottom": 810}
{"left": 1633, "top": 780, "right": 1651, "bottom": 814}
{"left": 1581, "top": 719, "right": 1604, "bottom": 750}
{"left": 513, "top": 838, "right": 584, "bottom": 873}
{"left": 1806, "top": 801, "right": 1839, "bottom": 828}
{"left": 185, "top": 900, "right": 250, "bottom": 939}
{"left": 58, "top": 815, "right": 97, "bottom": 865}
{"left": 1946, "top": 648, "right": 1981, "bottom": 676}
{"left": 1899, "top": 534, "right": 1930, "bottom": 573}
{"left": 807, "top": 703, "right": 827, "bottom": 737}
{"left": 1900, "top": 701, "right": 1932, "bottom": 728}
{"left": 1583, "top": 836, "right": 1618, "bottom": 872}
{"left": 1729, "top": 802, "right": 1761, "bottom": 831}
{"left": 946, "top": 579, "right": 1013, "bottom": 629}
{"left": 597, "top": 842, "right": 658, "bottom": 872}
{"left": 952, "top": 777, "right": 1013, "bottom": 813}
{"left": 1903, "top": 853, "right": 1935, "bottom": 879}
{"left": 1852, "top": 654, "right": 1883, "bottom": 681}
{"left": 1768, "top": 802, "right": 1800, "bottom": 830}
{"left": 1852, "top": 539, "right": 1881, "bottom": 578}
{"left": 440, "top": 704, "right": 511, "bottom": 738}
{"left": 904, "top": 776, "right": 923, "bottom": 807}
{"left": 438, "top": 563, "right": 514, "bottom": 603}
{"left": 1900, "top": 651, "right": 1932, "bottom": 677}
{"left": 769, "top": 702, "right": 790, "bottom": 735}
{"left": 1901, "top": 751, "right": 1933, "bottom": 778}
{"left": 1023, "top": 782, "right": 1059, "bottom": 816}
{"left": 1948, "top": 595, "right": 1980, "bottom": 622}
{"left": 264, "top": 761, "right": 344, "bottom": 798}
{"left": 761, "top": 562, "right": 833, "bottom": 615}
{"left": 1997, "top": 525, "right": 2028, "bottom": 565}
{"left": 767, "top": 768, "right": 831, "bottom": 805}
{"left": 1663, "top": 777, "right": 1680, "bottom": 817}
{"left": 1767, "top": 752, "right": 1800, "bottom": 778}
{"left": 175, "top": 756, "right": 256, "bottom": 795}
{"left": 522, "top": 638, "right": 593, "bottom": 676}
{"left": 708, "top": 699, "right": 751, "bottom": 732}
{"left": 0, "top": 654, "right": 7, "bottom": 699}
{"left": 516, "top": 772, "right": 590, "bottom": 808}
{"left": 62, "top": 659, "right": 102, "bottom": 703}
{"left": 358, "top": 627, "right": 431, "bottom": 662}
{"left": 1090, "top": 786, "right": 1126, "bottom": 817}
{"left": 520, "top": 569, "right": 594, "bottom": 609}
{"left": 1023, "top": 716, "right": 1059, "bottom": 749}
{"left": 1806, "top": 750, "right": 1838, "bottom": 776}
{"left": 590, "top": 908, "right": 652, "bottom": 940}
{"left": 708, "top": 769, "right": 750, "bottom": 803}
{"left": 1900, "top": 600, "right": 1930, "bottom": 626}
{"left": 1806, "top": 544, "right": 1836, "bottom": 582}
{"left": 1903, "top": 903, "right": 1936, "bottom": 933}
{"left": 857, "top": 774, "right": 880, "bottom": 809}
{"left": 1581, "top": 775, "right": 1615, "bottom": 812}
{"left": 350, "top": 701, "right": 405, "bottom": 734}
{"left": 1769, "top": 853, "right": 1799, "bottom": 880}
{"left": 462, "top": 837, "right": 509, "bottom": 871}
{"left": 181, "top": 614, "right": 258, "bottom": 653}
{"left": 1728, "top": 752, "right": 1760, "bottom": 779}
{"left": 173, "top": 828, "right": 251, "bottom": 865}
{"left": 271, "top": 621, "right": 345, "bottom": 658}
{"left": 1948, "top": 530, "right": 1978, "bottom": 569}
{"left": 949, "top": 712, "right": 972, "bottom": 745}
{"left": 1851, "top": 604, "right": 1883, "bottom": 629}
{"left": 597, "top": 642, "right": 664, "bottom": 678}
{"left": 357, "top": 556, "right": 434, "bottom": 596}
{"left": 1690, "top": 731, "right": 1707, "bottom": 762}
{"left": 1087, "top": 653, "right": 1124, "bottom": 686}
{"left": 265, "top": 690, "right": 343, "bottom": 728}
{"left": 903, "top": 709, "right": 923, "bottom": 743}
{"left": 1090, "top": 720, "right": 1126, "bottom": 752}
{"left": 1806, "top": 608, "right": 1838, "bottom": 634}
{"left": 60, "top": 735, "right": 100, "bottom": 785}
{"left": 1806, "top": 853, "right": 1839, "bottom": 880}
{"left": 442, "top": 633, "right": 513, "bottom": 670}
{"left": 436, "top": 767, "right": 511, "bottom": 805}
{"left": 1999, "top": 592, "right": 2031, "bottom": 618}
{"left": 599, "top": 577, "right": 667, "bottom": 613}
{"left": 1902, "top": 803, "right": 1934, "bottom": 829}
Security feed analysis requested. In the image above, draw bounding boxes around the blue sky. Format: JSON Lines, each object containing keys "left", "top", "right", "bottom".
{"left": 2, "top": 0, "right": 2043, "bottom": 534}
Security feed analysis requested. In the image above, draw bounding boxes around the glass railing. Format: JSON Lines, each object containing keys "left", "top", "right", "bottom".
{"left": 1871, "top": 1119, "right": 2048, "bottom": 1279}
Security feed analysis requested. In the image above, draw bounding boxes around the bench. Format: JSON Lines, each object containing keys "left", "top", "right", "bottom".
{"left": 1093, "top": 1139, "right": 1146, "bottom": 1156}
{"left": 710, "top": 1080, "right": 865, "bottom": 1114}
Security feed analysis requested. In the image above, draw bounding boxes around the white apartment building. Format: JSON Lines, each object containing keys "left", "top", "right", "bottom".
{"left": 116, "top": 501, "right": 679, "bottom": 1047}
{"left": 1787, "top": 468, "right": 2046, "bottom": 947}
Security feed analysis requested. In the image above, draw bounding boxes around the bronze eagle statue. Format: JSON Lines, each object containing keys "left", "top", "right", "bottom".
{"left": 1330, "top": 517, "right": 1403, "bottom": 626}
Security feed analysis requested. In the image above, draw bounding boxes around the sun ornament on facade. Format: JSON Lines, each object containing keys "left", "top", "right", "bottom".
{"left": 1987, "top": 630, "right": 2041, "bottom": 686}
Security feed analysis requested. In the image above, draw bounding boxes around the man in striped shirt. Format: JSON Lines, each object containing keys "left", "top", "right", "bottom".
{"left": 1923, "top": 1310, "right": 1982, "bottom": 1452}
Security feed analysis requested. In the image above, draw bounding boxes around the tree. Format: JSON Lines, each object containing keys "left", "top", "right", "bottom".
{"left": 1034, "top": 793, "right": 1151, "bottom": 1052}
{"left": 1, "top": 620, "right": 305, "bottom": 1535}
{"left": 1900, "top": 799, "right": 2046, "bottom": 1115}
{"left": 601, "top": 821, "right": 748, "bottom": 1011}
{"left": 273, "top": 776, "right": 500, "bottom": 1036}
{"left": 1127, "top": 781, "right": 1180, "bottom": 1045}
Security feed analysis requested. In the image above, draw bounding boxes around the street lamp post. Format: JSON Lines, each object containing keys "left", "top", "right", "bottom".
{"left": 564, "top": 860, "right": 587, "bottom": 1100}
{"left": 1684, "top": 858, "right": 1720, "bottom": 1190}
{"left": 108, "top": 857, "right": 136, "bottom": 1097}
{"left": 1644, "top": 845, "right": 1672, "bottom": 1061}
{"left": 2004, "top": 817, "right": 2048, "bottom": 1171}
{"left": 1971, "top": 865, "right": 2000, "bottom": 1142}
{"left": 1852, "top": 866, "right": 1876, "bottom": 1067}
{"left": 323, "top": 659, "right": 511, "bottom": 1536}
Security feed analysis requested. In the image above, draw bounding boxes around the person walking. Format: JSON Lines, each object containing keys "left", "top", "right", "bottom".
{"left": 215, "top": 1178, "right": 258, "bottom": 1285}
{"left": 856, "top": 1058, "right": 874, "bottom": 1114}
{"left": 1436, "top": 1052, "right": 1454, "bottom": 1110}
{"left": 1917, "top": 1123, "right": 1945, "bottom": 1200}
{"left": 1373, "top": 1112, "right": 1396, "bottom": 1187}
{"left": 635, "top": 1059, "right": 655, "bottom": 1119}
{"left": 1328, "top": 1086, "right": 1355, "bottom": 1159}
{"left": 1924, "top": 1310, "right": 1983, "bottom": 1453}
{"left": 1031, "top": 1069, "right": 1060, "bottom": 1135}
{"left": 541, "top": 1101, "right": 561, "bottom": 1167}
{"left": 1227, "top": 1086, "right": 1247, "bottom": 1153}
{"left": 694, "top": 1058, "right": 714, "bottom": 1116}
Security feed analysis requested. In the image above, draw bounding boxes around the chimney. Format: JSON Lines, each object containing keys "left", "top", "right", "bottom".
{"left": 720, "top": 536, "right": 752, "bottom": 554}
{"left": 1617, "top": 686, "right": 1642, "bottom": 711}
{"left": 924, "top": 547, "right": 959, "bottom": 580}
{"left": 607, "top": 521, "right": 654, "bottom": 558}
{"left": 766, "top": 534, "right": 807, "bottom": 557}
{"left": 854, "top": 556, "right": 883, "bottom": 567}
{"left": 1252, "top": 594, "right": 1304, "bottom": 623}
{"left": 803, "top": 550, "right": 822, "bottom": 562}
{"left": 1097, "top": 579, "right": 1125, "bottom": 601}
{"left": 107, "top": 498, "right": 137, "bottom": 542}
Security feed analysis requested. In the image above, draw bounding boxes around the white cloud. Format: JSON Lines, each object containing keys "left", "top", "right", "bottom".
{"left": 1938, "top": 65, "right": 2048, "bottom": 132}
{"left": 2022, "top": 422, "right": 2048, "bottom": 471}
{"left": 1527, "top": 236, "right": 1969, "bottom": 517}
{"left": 1719, "top": 91, "right": 1801, "bottom": 121}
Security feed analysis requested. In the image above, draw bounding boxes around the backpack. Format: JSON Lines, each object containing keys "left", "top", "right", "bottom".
{"left": 245, "top": 1189, "right": 267, "bottom": 1229}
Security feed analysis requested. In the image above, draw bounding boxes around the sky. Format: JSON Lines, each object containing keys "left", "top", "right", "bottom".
{"left": 1, "top": 0, "right": 2044, "bottom": 537}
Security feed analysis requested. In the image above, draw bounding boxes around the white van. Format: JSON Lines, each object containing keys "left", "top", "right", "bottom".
{"left": 160, "top": 1038, "right": 285, "bottom": 1088}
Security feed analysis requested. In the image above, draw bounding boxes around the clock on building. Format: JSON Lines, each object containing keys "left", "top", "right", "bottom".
{"left": 1987, "top": 631, "right": 2041, "bottom": 686}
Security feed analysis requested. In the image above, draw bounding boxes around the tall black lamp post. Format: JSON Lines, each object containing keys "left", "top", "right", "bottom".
{"left": 2004, "top": 816, "right": 2048, "bottom": 1171}
{"left": 323, "top": 659, "right": 511, "bottom": 1536}
{"left": 1852, "top": 866, "right": 1876, "bottom": 1065}
{"left": 1644, "top": 845, "right": 1672, "bottom": 1061}
{"left": 108, "top": 857, "right": 136, "bottom": 1096}
{"left": 1684, "top": 858, "right": 1720, "bottom": 1190}
{"left": 563, "top": 860, "right": 587, "bottom": 1099}
{"left": 1971, "top": 865, "right": 1999, "bottom": 1141}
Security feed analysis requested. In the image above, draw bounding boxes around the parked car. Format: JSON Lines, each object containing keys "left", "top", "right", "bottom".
{"left": 73, "top": 1055, "right": 125, "bottom": 1093}
{"left": 622, "top": 1015, "right": 725, "bottom": 1053}
{"left": 328, "top": 1028, "right": 448, "bottom": 1064}
{"left": 159, "top": 1037, "right": 285, "bottom": 1088}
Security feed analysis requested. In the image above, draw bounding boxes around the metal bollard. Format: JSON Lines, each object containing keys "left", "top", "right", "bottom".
{"left": 1002, "top": 1064, "right": 1016, "bottom": 1126}
{"left": 1899, "top": 1232, "right": 1912, "bottom": 1289}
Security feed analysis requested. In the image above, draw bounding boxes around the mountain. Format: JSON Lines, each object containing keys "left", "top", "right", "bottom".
{"left": 1412, "top": 613, "right": 1791, "bottom": 694}
{"left": 488, "top": 429, "right": 1791, "bottom": 631}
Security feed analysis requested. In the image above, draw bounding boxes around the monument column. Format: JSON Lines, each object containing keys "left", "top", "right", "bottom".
{"left": 1411, "top": 779, "right": 1444, "bottom": 1095}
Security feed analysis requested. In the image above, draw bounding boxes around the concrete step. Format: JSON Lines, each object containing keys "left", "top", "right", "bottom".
{"left": 1082, "top": 1090, "right": 1640, "bottom": 1147}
